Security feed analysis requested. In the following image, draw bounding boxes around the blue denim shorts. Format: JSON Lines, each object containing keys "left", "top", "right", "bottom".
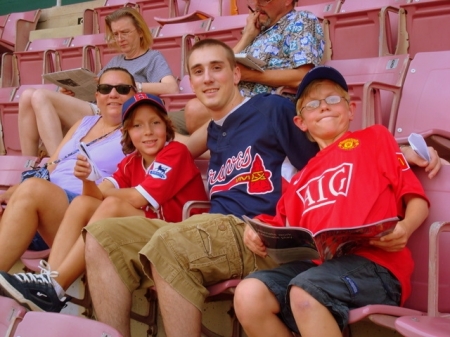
{"left": 246, "top": 255, "right": 401, "bottom": 332}
{"left": 28, "top": 189, "right": 79, "bottom": 251}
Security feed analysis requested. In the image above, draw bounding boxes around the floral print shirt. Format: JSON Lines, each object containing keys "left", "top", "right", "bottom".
{"left": 239, "top": 10, "right": 324, "bottom": 100}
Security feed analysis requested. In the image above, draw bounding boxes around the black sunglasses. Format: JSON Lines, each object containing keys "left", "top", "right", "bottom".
{"left": 97, "top": 84, "right": 136, "bottom": 95}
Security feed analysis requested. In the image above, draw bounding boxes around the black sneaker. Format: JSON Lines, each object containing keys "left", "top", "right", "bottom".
{"left": 0, "top": 271, "right": 69, "bottom": 312}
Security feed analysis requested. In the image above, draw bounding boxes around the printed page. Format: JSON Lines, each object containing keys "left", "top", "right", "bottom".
{"left": 313, "top": 217, "right": 399, "bottom": 260}
{"left": 408, "top": 133, "right": 431, "bottom": 162}
{"left": 243, "top": 215, "right": 319, "bottom": 263}
{"left": 43, "top": 68, "right": 97, "bottom": 102}
{"left": 235, "top": 53, "right": 266, "bottom": 72}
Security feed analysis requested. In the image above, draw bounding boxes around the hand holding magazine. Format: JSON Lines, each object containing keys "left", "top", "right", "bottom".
{"left": 43, "top": 68, "right": 97, "bottom": 102}
{"left": 243, "top": 215, "right": 399, "bottom": 263}
{"left": 235, "top": 53, "right": 266, "bottom": 72}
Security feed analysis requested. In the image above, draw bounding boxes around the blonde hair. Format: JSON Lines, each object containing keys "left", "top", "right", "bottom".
{"left": 121, "top": 106, "right": 175, "bottom": 155}
{"left": 105, "top": 7, "right": 153, "bottom": 51}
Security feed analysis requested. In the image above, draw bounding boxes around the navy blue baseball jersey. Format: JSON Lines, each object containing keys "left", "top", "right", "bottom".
{"left": 207, "top": 93, "right": 319, "bottom": 218}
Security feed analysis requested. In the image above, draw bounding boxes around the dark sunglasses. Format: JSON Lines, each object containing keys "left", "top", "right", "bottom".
{"left": 97, "top": 84, "right": 136, "bottom": 95}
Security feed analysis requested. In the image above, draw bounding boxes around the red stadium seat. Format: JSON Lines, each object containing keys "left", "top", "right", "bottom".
{"left": 160, "top": 74, "right": 194, "bottom": 112}
{"left": 12, "top": 311, "right": 123, "bottom": 337}
{"left": 394, "top": 50, "right": 450, "bottom": 162}
{"left": 94, "top": 0, "right": 176, "bottom": 33}
{"left": 0, "top": 84, "right": 57, "bottom": 155}
{"left": 196, "top": 14, "right": 247, "bottom": 48}
{"left": 350, "top": 164, "right": 450, "bottom": 330}
{"left": 0, "top": 10, "right": 41, "bottom": 54}
{"left": 295, "top": 0, "right": 343, "bottom": 20}
{"left": 155, "top": 0, "right": 231, "bottom": 25}
{"left": 396, "top": 0, "right": 450, "bottom": 58}
{"left": 13, "top": 37, "right": 72, "bottom": 86}
{"left": 322, "top": 0, "right": 407, "bottom": 61}
{"left": 325, "top": 53, "right": 410, "bottom": 133}
{"left": 0, "top": 296, "right": 27, "bottom": 337}
{"left": 153, "top": 19, "right": 213, "bottom": 79}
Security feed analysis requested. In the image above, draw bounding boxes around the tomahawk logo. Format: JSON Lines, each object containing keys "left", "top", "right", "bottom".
{"left": 209, "top": 152, "right": 274, "bottom": 195}
{"left": 296, "top": 163, "right": 353, "bottom": 214}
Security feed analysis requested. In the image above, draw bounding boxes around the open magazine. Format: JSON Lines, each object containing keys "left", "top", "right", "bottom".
{"left": 235, "top": 53, "right": 266, "bottom": 72}
{"left": 42, "top": 68, "right": 97, "bottom": 102}
{"left": 243, "top": 215, "right": 399, "bottom": 263}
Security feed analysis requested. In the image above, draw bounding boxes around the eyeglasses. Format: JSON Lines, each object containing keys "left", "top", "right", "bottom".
{"left": 112, "top": 29, "right": 136, "bottom": 40}
{"left": 247, "top": 0, "right": 274, "bottom": 7}
{"left": 300, "top": 95, "right": 348, "bottom": 113}
{"left": 97, "top": 84, "right": 136, "bottom": 95}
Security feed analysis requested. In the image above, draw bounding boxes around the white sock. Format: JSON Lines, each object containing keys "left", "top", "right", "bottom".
{"left": 51, "top": 278, "right": 65, "bottom": 300}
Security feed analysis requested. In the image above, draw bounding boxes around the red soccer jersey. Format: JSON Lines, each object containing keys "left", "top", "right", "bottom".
{"left": 257, "top": 125, "right": 429, "bottom": 305}
{"left": 107, "top": 141, "right": 208, "bottom": 222}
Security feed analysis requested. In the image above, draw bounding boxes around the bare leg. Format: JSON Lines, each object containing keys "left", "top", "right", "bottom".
{"left": 85, "top": 233, "right": 132, "bottom": 337}
{"left": 47, "top": 196, "right": 102, "bottom": 289}
{"left": 151, "top": 264, "right": 202, "bottom": 337}
{"left": 24, "top": 89, "right": 92, "bottom": 156}
{"left": 18, "top": 88, "right": 40, "bottom": 156}
{"left": 51, "top": 196, "right": 143, "bottom": 290}
{"left": 184, "top": 98, "right": 211, "bottom": 134}
{"left": 0, "top": 178, "right": 69, "bottom": 271}
{"left": 234, "top": 278, "right": 292, "bottom": 337}
{"left": 290, "top": 286, "right": 341, "bottom": 337}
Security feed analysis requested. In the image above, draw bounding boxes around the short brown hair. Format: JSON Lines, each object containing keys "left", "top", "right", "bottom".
{"left": 105, "top": 7, "right": 153, "bottom": 51}
{"left": 121, "top": 106, "right": 176, "bottom": 155}
{"left": 187, "top": 38, "right": 237, "bottom": 74}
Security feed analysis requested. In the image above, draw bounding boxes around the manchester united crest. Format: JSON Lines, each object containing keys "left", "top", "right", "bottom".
{"left": 338, "top": 138, "right": 359, "bottom": 151}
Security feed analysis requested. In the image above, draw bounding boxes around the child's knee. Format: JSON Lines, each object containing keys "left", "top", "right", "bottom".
{"left": 289, "top": 286, "right": 322, "bottom": 315}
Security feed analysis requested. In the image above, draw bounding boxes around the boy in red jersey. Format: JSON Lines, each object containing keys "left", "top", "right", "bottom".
{"left": 234, "top": 66, "right": 430, "bottom": 337}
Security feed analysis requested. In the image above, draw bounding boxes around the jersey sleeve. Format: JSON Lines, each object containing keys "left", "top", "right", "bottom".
{"left": 136, "top": 142, "right": 200, "bottom": 209}
{"left": 109, "top": 155, "right": 133, "bottom": 189}
{"left": 269, "top": 97, "right": 319, "bottom": 170}
{"left": 373, "top": 125, "right": 428, "bottom": 207}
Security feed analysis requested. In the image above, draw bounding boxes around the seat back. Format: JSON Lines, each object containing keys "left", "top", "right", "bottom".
{"left": 322, "top": 0, "right": 406, "bottom": 61}
{"left": 183, "top": 0, "right": 231, "bottom": 17}
{"left": 394, "top": 50, "right": 450, "bottom": 162}
{"left": 397, "top": 0, "right": 450, "bottom": 58}
{"left": 0, "top": 84, "right": 58, "bottom": 155}
{"left": 295, "top": 0, "right": 343, "bottom": 19}
{"left": 0, "top": 296, "right": 27, "bottom": 337}
{"left": 325, "top": 53, "right": 410, "bottom": 133}
{"left": 0, "top": 10, "right": 41, "bottom": 53}
{"left": 160, "top": 74, "right": 194, "bottom": 112}
{"left": 139, "top": 0, "right": 177, "bottom": 27}
{"left": 197, "top": 14, "right": 248, "bottom": 48}
{"left": 83, "top": 33, "right": 120, "bottom": 70}
{"left": 12, "top": 312, "right": 123, "bottom": 337}
{"left": 404, "top": 166, "right": 450, "bottom": 313}
{"left": 56, "top": 34, "right": 106, "bottom": 73}
{"left": 0, "top": 155, "right": 38, "bottom": 192}
{"left": 153, "top": 19, "right": 213, "bottom": 79}
{"left": 15, "top": 37, "right": 72, "bottom": 85}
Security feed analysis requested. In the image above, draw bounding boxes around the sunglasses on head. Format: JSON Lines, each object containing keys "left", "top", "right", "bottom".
{"left": 97, "top": 84, "right": 136, "bottom": 95}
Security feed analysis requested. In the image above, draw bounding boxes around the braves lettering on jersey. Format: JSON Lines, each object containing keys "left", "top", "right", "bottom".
{"left": 105, "top": 141, "right": 208, "bottom": 222}
{"left": 257, "top": 125, "right": 429, "bottom": 305}
{"left": 207, "top": 93, "right": 319, "bottom": 218}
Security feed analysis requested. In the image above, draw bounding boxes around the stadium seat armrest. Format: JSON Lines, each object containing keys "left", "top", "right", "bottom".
{"left": 428, "top": 221, "right": 450, "bottom": 316}
{"left": 182, "top": 200, "right": 211, "bottom": 220}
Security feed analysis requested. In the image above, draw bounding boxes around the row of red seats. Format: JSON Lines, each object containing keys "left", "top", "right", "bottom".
{"left": 0, "top": 295, "right": 122, "bottom": 337}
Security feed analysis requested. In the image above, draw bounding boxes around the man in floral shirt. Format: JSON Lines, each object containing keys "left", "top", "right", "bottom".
{"left": 183, "top": 0, "right": 324, "bottom": 133}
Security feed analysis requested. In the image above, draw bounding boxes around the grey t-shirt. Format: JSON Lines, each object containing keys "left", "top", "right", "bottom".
{"left": 100, "top": 49, "right": 173, "bottom": 83}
